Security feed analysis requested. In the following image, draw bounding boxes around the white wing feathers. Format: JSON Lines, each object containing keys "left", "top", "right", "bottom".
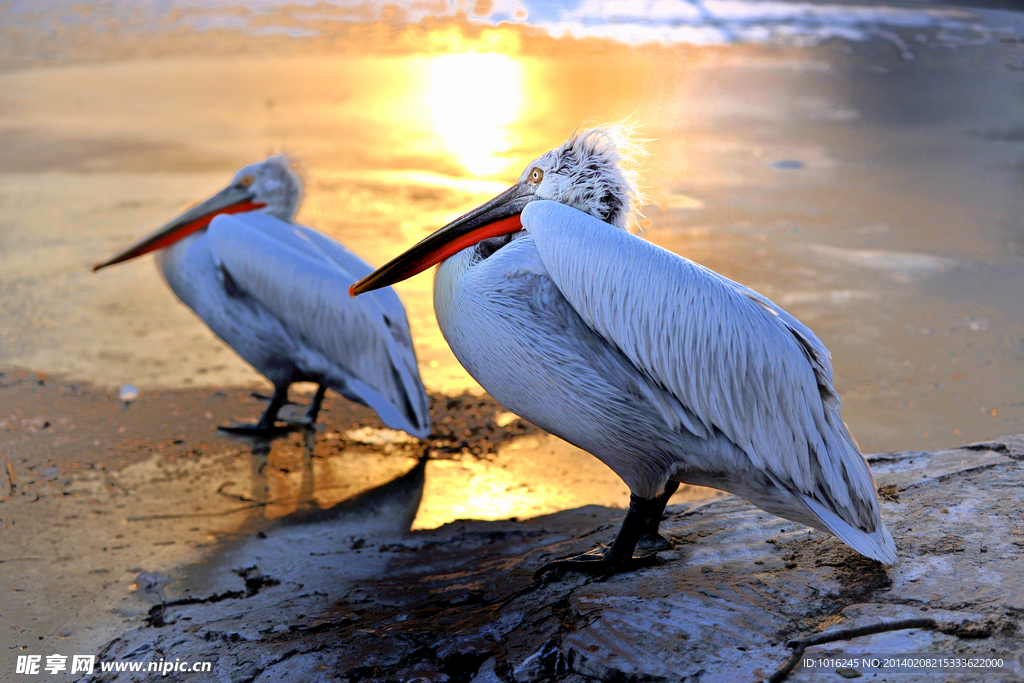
{"left": 290, "top": 225, "right": 410, "bottom": 325}
{"left": 521, "top": 201, "right": 893, "bottom": 561}
{"left": 206, "top": 213, "right": 430, "bottom": 438}
{"left": 211, "top": 211, "right": 409, "bottom": 328}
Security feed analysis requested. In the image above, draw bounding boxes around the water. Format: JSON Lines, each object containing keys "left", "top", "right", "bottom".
{"left": 2, "top": 5, "right": 1023, "bottom": 664}
{"left": 3, "top": 1, "right": 1019, "bottom": 52}
{"left": 1, "top": 0, "right": 1023, "bottom": 457}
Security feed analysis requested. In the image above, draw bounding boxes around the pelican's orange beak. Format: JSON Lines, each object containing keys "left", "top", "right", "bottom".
{"left": 93, "top": 184, "right": 264, "bottom": 272}
{"left": 350, "top": 182, "right": 534, "bottom": 296}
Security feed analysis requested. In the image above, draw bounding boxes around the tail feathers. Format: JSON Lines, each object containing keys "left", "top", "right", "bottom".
{"left": 802, "top": 495, "right": 897, "bottom": 564}
{"left": 337, "top": 375, "right": 431, "bottom": 440}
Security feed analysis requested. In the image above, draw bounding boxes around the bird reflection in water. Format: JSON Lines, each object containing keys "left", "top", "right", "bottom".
{"left": 219, "top": 421, "right": 427, "bottom": 532}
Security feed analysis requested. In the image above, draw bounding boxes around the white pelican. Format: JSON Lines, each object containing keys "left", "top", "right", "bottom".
{"left": 94, "top": 156, "right": 430, "bottom": 439}
{"left": 351, "top": 127, "right": 896, "bottom": 574}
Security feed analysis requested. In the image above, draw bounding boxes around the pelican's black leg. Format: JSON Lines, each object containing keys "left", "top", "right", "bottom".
{"left": 534, "top": 486, "right": 676, "bottom": 581}
{"left": 278, "top": 384, "right": 327, "bottom": 429}
{"left": 636, "top": 480, "right": 678, "bottom": 552}
{"left": 304, "top": 385, "right": 328, "bottom": 424}
{"left": 219, "top": 386, "right": 295, "bottom": 438}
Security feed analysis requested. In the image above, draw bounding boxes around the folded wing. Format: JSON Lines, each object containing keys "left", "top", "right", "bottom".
{"left": 206, "top": 212, "right": 430, "bottom": 438}
{"left": 522, "top": 200, "right": 893, "bottom": 562}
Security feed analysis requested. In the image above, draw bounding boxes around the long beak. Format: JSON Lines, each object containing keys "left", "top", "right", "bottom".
{"left": 92, "top": 185, "right": 264, "bottom": 272}
{"left": 350, "top": 182, "right": 535, "bottom": 296}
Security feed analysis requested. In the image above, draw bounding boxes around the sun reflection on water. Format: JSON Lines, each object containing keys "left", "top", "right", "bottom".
{"left": 426, "top": 52, "right": 524, "bottom": 176}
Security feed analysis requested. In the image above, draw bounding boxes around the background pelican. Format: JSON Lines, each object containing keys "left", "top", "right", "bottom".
{"left": 94, "top": 156, "right": 430, "bottom": 439}
{"left": 352, "top": 127, "right": 896, "bottom": 573}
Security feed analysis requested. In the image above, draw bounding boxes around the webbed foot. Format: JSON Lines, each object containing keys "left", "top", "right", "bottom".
{"left": 218, "top": 386, "right": 294, "bottom": 438}
{"left": 534, "top": 547, "right": 660, "bottom": 580}
{"left": 534, "top": 482, "right": 680, "bottom": 582}
{"left": 636, "top": 531, "right": 674, "bottom": 553}
{"left": 217, "top": 421, "right": 296, "bottom": 439}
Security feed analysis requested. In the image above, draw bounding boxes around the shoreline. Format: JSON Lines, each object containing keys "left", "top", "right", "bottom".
{"left": 35, "top": 421, "right": 1024, "bottom": 682}
{"left": 0, "top": 365, "right": 719, "bottom": 673}
{"left": 2, "top": 7, "right": 1024, "bottom": 678}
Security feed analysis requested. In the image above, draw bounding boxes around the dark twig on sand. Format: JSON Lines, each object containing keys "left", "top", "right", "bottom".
{"left": 764, "top": 618, "right": 939, "bottom": 683}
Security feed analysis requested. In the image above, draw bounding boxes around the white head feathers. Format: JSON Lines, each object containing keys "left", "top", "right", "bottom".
{"left": 231, "top": 155, "right": 303, "bottom": 223}
{"left": 520, "top": 125, "right": 645, "bottom": 231}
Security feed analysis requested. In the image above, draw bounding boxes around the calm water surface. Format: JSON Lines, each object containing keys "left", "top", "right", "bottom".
{"left": 6, "top": 7, "right": 1024, "bottom": 661}
{"left": 1, "top": 1, "right": 1023, "bottom": 458}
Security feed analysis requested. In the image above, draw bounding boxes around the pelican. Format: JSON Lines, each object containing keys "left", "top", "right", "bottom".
{"left": 351, "top": 127, "right": 896, "bottom": 574}
{"left": 94, "top": 156, "right": 430, "bottom": 439}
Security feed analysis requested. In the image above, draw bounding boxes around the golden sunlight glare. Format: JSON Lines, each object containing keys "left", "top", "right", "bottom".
{"left": 426, "top": 53, "right": 524, "bottom": 176}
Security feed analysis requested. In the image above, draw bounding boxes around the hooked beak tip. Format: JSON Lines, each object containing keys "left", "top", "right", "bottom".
{"left": 349, "top": 275, "right": 375, "bottom": 297}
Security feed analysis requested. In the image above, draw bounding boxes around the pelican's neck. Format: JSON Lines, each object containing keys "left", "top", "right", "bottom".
{"left": 154, "top": 229, "right": 204, "bottom": 286}
{"left": 433, "top": 247, "right": 478, "bottom": 340}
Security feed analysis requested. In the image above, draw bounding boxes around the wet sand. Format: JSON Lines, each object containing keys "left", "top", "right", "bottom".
{"left": 0, "top": 370, "right": 720, "bottom": 670}
{"left": 3, "top": 6, "right": 1024, "bottom": 678}
{"left": 90, "top": 437, "right": 1024, "bottom": 683}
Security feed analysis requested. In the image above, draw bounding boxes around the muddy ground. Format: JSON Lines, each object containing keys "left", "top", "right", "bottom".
{"left": 0, "top": 368, "right": 719, "bottom": 680}
{"left": 83, "top": 434, "right": 1024, "bottom": 683}
{"left": 2, "top": 369, "right": 1022, "bottom": 682}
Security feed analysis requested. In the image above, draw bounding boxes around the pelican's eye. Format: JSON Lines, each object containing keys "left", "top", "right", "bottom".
{"left": 529, "top": 168, "right": 543, "bottom": 184}
{"left": 238, "top": 174, "right": 256, "bottom": 189}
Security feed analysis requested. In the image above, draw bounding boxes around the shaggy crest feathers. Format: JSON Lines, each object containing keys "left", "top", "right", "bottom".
{"left": 530, "top": 125, "right": 646, "bottom": 232}
{"left": 231, "top": 155, "right": 303, "bottom": 223}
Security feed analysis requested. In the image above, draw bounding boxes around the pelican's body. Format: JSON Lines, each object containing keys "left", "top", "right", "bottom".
{"left": 353, "top": 128, "right": 895, "bottom": 571}
{"left": 95, "top": 157, "right": 430, "bottom": 438}
{"left": 437, "top": 200, "right": 890, "bottom": 558}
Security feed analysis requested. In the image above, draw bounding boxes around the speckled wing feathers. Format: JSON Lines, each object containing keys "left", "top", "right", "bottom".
{"left": 521, "top": 200, "right": 894, "bottom": 562}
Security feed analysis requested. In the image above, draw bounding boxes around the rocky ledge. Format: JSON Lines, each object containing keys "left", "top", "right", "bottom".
{"left": 88, "top": 437, "right": 1024, "bottom": 683}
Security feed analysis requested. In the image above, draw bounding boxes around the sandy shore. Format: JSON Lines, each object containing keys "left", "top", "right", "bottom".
{"left": 6, "top": 369, "right": 1022, "bottom": 682}
{"left": 15, "top": 395, "right": 1021, "bottom": 682}
{"left": 3, "top": 6, "right": 1024, "bottom": 679}
{"left": 0, "top": 368, "right": 720, "bottom": 674}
